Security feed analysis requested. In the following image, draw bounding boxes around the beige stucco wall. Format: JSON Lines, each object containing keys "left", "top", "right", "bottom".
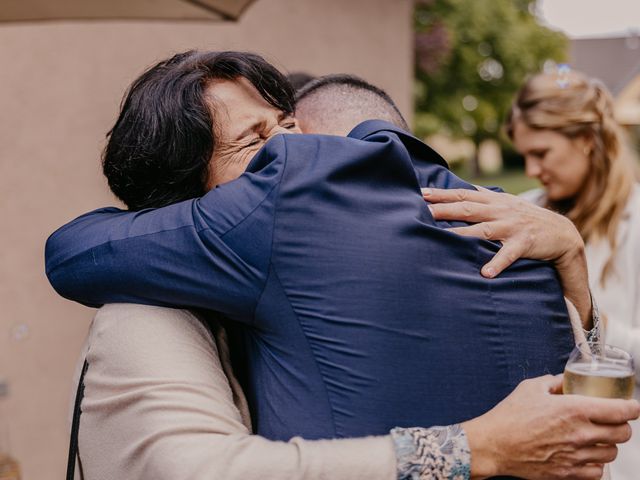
{"left": 0, "top": 0, "right": 413, "bottom": 478}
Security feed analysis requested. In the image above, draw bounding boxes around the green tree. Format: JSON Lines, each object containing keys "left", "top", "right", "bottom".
{"left": 414, "top": 0, "right": 567, "bottom": 175}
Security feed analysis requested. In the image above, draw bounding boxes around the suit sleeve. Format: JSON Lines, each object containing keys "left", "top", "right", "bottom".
{"left": 45, "top": 170, "right": 278, "bottom": 322}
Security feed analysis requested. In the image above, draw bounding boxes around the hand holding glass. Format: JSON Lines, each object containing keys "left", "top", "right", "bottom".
{"left": 564, "top": 342, "right": 635, "bottom": 479}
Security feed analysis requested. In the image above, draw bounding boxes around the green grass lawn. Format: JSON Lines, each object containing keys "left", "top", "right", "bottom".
{"left": 456, "top": 169, "right": 540, "bottom": 195}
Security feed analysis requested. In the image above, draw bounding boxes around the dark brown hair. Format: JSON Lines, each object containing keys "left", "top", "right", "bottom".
{"left": 103, "top": 50, "right": 295, "bottom": 210}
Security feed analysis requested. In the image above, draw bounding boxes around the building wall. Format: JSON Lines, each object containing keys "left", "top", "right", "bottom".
{"left": 616, "top": 74, "right": 640, "bottom": 126}
{"left": 0, "top": 0, "right": 413, "bottom": 477}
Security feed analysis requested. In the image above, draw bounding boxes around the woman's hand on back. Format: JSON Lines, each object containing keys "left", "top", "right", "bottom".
{"left": 422, "top": 186, "right": 580, "bottom": 276}
{"left": 422, "top": 186, "right": 593, "bottom": 328}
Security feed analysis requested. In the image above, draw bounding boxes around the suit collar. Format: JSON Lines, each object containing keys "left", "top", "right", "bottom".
{"left": 347, "top": 120, "right": 449, "bottom": 168}
{"left": 347, "top": 119, "right": 406, "bottom": 140}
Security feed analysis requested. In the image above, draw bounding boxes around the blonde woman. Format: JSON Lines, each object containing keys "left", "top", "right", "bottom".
{"left": 504, "top": 68, "right": 640, "bottom": 480}
{"left": 424, "top": 70, "right": 639, "bottom": 477}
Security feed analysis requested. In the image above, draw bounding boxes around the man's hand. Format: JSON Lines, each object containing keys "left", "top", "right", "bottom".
{"left": 422, "top": 187, "right": 592, "bottom": 328}
{"left": 463, "top": 375, "right": 640, "bottom": 480}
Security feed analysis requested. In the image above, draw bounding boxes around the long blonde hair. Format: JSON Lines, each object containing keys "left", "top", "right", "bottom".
{"left": 506, "top": 69, "right": 638, "bottom": 285}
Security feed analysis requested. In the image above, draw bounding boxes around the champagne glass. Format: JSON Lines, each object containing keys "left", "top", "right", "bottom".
{"left": 564, "top": 341, "right": 635, "bottom": 479}
{"left": 564, "top": 342, "right": 635, "bottom": 399}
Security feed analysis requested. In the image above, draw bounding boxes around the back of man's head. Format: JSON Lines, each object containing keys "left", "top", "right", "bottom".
{"left": 287, "top": 71, "right": 316, "bottom": 92}
{"left": 294, "top": 74, "right": 409, "bottom": 136}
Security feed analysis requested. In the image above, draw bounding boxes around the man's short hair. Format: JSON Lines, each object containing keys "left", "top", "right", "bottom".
{"left": 287, "top": 72, "right": 316, "bottom": 92}
{"left": 295, "top": 74, "right": 409, "bottom": 133}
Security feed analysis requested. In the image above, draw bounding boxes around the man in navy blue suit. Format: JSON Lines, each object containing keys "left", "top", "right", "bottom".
{"left": 46, "top": 65, "right": 588, "bottom": 452}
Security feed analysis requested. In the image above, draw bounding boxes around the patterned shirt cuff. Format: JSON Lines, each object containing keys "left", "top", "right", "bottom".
{"left": 583, "top": 293, "right": 601, "bottom": 344}
{"left": 390, "top": 424, "right": 471, "bottom": 480}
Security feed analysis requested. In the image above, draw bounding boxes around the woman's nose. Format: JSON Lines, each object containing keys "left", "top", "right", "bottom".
{"left": 525, "top": 158, "right": 542, "bottom": 178}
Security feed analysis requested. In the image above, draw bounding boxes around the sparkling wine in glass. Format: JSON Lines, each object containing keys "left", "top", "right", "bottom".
{"left": 564, "top": 341, "right": 635, "bottom": 480}
{"left": 564, "top": 342, "right": 635, "bottom": 399}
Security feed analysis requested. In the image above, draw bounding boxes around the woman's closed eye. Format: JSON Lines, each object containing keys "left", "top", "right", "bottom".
{"left": 242, "top": 119, "right": 299, "bottom": 147}
{"left": 529, "top": 148, "right": 548, "bottom": 159}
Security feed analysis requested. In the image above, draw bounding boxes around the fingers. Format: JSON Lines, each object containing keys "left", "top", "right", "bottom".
{"left": 448, "top": 223, "right": 497, "bottom": 240}
{"left": 584, "top": 423, "right": 632, "bottom": 445}
{"left": 566, "top": 464, "right": 605, "bottom": 480}
{"left": 422, "top": 187, "right": 492, "bottom": 204}
{"left": 480, "top": 243, "right": 523, "bottom": 278}
{"left": 428, "top": 200, "right": 496, "bottom": 223}
{"left": 577, "top": 398, "right": 640, "bottom": 425}
{"left": 574, "top": 445, "right": 618, "bottom": 465}
{"left": 447, "top": 223, "right": 525, "bottom": 278}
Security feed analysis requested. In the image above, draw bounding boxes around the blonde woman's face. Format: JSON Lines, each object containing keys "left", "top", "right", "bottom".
{"left": 512, "top": 120, "right": 592, "bottom": 201}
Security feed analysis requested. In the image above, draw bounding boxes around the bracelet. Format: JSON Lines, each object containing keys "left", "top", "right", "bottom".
{"left": 391, "top": 424, "right": 470, "bottom": 480}
{"left": 583, "top": 292, "right": 601, "bottom": 343}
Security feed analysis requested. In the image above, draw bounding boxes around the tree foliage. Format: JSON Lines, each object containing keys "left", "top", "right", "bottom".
{"left": 414, "top": 0, "right": 568, "bottom": 154}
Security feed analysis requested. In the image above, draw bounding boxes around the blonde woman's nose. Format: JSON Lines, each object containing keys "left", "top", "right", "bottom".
{"left": 525, "top": 158, "right": 542, "bottom": 178}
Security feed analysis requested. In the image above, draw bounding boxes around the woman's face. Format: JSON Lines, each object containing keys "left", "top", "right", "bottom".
{"left": 512, "top": 120, "right": 592, "bottom": 201}
{"left": 205, "top": 77, "right": 301, "bottom": 188}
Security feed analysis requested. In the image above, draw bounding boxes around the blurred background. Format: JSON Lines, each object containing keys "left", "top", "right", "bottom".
{"left": 414, "top": 0, "right": 640, "bottom": 192}
{"left": 0, "top": 0, "right": 638, "bottom": 478}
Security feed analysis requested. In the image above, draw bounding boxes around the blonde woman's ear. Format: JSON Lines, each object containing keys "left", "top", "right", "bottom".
{"left": 574, "top": 134, "right": 593, "bottom": 158}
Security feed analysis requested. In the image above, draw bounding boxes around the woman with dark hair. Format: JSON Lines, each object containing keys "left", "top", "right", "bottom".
{"left": 54, "top": 51, "right": 637, "bottom": 480}
{"left": 102, "top": 50, "right": 299, "bottom": 210}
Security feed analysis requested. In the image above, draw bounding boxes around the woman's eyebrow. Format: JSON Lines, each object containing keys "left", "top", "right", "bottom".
{"left": 528, "top": 147, "right": 548, "bottom": 154}
{"left": 234, "top": 119, "right": 266, "bottom": 141}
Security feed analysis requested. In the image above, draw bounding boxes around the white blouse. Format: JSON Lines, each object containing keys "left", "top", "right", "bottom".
{"left": 522, "top": 184, "right": 640, "bottom": 480}
{"left": 586, "top": 185, "right": 640, "bottom": 379}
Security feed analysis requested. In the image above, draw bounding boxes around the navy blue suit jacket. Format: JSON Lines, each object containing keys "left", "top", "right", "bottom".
{"left": 46, "top": 120, "right": 573, "bottom": 442}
